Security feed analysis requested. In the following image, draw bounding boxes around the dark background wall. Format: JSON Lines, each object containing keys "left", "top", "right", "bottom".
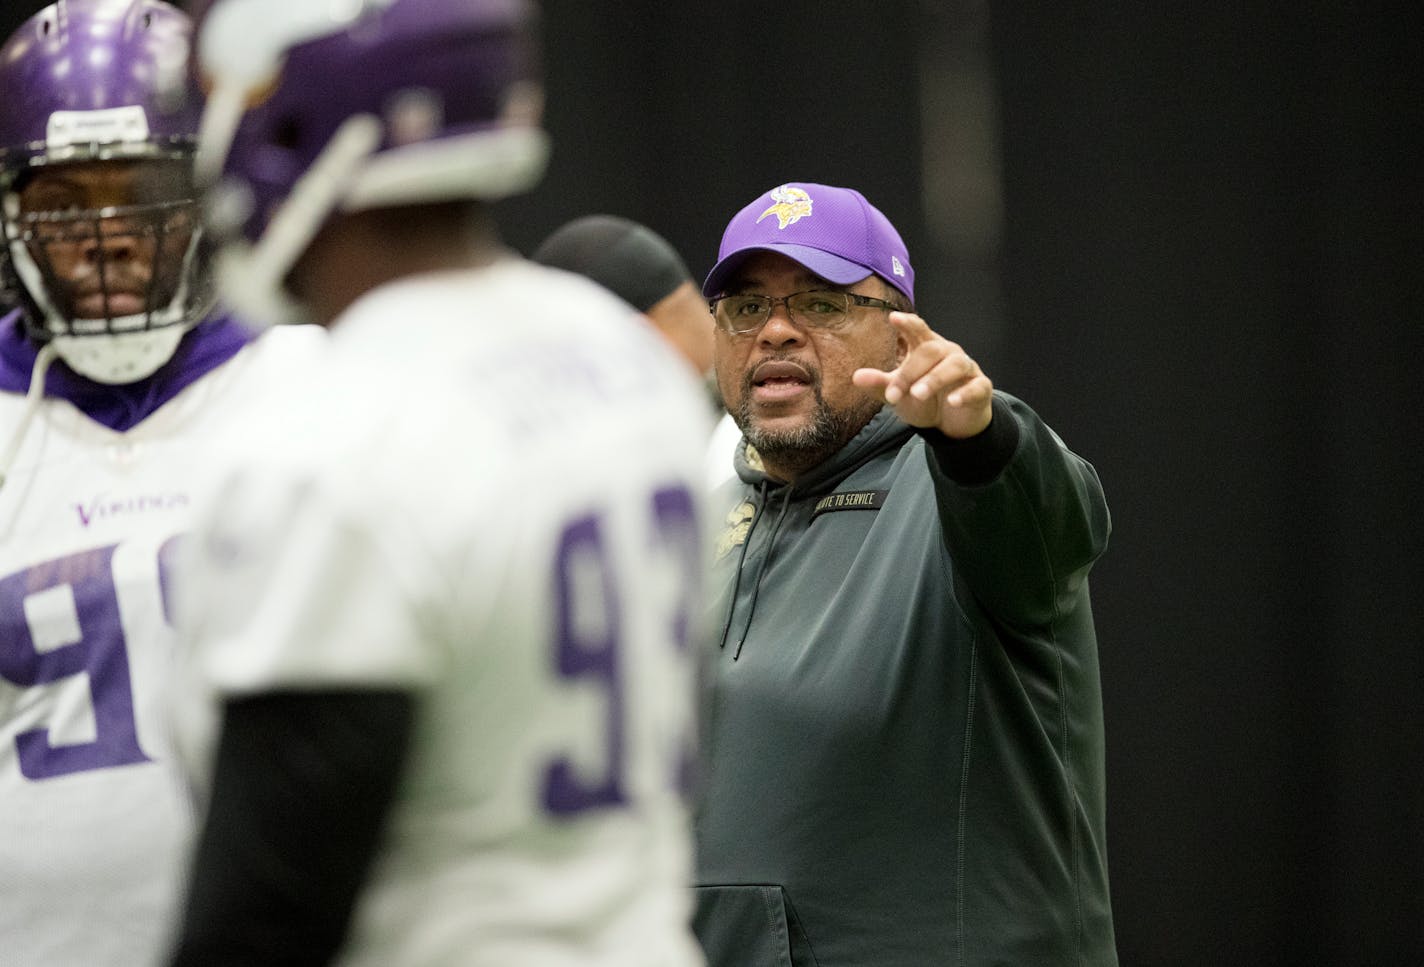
{"left": 987, "top": 6, "right": 1421, "bottom": 965}
{"left": 4, "top": 2, "right": 1418, "bottom": 963}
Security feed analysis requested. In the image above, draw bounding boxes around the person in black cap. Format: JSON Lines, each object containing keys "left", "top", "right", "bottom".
{"left": 533, "top": 215, "right": 715, "bottom": 377}
{"left": 535, "top": 215, "right": 739, "bottom": 487}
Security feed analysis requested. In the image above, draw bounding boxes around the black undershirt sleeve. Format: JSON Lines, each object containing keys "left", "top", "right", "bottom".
{"left": 167, "top": 689, "right": 416, "bottom": 967}
{"left": 918, "top": 394, "right": 1022, "bottom": 486}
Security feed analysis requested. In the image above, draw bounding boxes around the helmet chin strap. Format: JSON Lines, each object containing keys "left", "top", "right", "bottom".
{"left": 0, "top": 341, "right": 58, "bottom": 492}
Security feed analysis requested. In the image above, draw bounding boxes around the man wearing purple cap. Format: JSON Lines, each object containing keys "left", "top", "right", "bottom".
{"left": 0, "top": 3, "right": 323, "bottom": 965}
{"left": 693, "top": 183, "right": 1118, "bottom": 965}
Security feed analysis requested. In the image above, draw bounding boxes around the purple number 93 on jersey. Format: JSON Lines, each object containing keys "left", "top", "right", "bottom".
{"left": 542, "top": 485, "right": 700, "bottom": 818}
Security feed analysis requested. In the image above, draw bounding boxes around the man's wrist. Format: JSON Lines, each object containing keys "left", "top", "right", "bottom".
{"left": 918, "top": 396, "right": 1019, "bottom": 486}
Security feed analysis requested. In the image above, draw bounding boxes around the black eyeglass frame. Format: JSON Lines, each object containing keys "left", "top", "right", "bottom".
{"left": 707, "top": 288, "right": 900, "bottom": 336}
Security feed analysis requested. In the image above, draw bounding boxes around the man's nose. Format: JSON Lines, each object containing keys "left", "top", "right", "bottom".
{"left": 80, "top": 223, "right": 140, "bottom": 263}
{"left": 757, "top": 304, "right": 806, "bottom": 346}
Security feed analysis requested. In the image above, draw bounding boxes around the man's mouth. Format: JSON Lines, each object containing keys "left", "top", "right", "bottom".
{"left": 750, "top": 360, "right": 814, "bottom": 403}
{"left": 73, "top": 290, "right": 147, "bottom": 319}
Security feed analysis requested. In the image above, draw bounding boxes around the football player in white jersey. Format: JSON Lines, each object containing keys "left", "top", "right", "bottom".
{"left": 0, "top": 2, "right": 324, "bottom": 965}
{"left": 164, "top": 1, "right": 710, "bottom": 965}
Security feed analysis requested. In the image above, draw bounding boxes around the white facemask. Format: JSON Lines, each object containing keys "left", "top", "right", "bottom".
{"left": 4, "top": 212, "right": 204, "bottom": 384}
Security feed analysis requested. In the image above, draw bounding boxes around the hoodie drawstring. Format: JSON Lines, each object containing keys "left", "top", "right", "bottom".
{"left": 729, "top": 483, "right": 794, "bottom": 661}
{"left": 0, "top": 342, "right": 58, "bottom": 491}
{"left": 716, "top": 480, "right": 768, "bottom": 653}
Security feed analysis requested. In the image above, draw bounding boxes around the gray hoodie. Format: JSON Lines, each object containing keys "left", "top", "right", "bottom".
{"left": 693, "top": 393, "right": 1117, "bottom": 967}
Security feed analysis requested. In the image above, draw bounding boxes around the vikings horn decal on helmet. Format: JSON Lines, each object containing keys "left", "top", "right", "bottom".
{"left": 0, "top": 0, "right": 210, "bottom": 384}
{"left": 193, "top": 0, "right": 550, "bottom": 327}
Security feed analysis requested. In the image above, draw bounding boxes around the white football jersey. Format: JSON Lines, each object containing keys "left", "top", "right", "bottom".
{"left": 175, "top": 260, "right": 710, "bottom": 967}
{"left": 0, "top": 323, "right": 325, "bottom": 967}
{"left": 705, "top": 411, "right": 742, "bottom": 490}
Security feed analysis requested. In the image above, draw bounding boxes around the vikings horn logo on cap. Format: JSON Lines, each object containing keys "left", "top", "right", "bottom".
{"left": 756, "top": 185, "right": 813, "bottom": 229}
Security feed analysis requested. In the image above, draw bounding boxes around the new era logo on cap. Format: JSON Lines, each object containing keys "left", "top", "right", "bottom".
{"left": 702, "top": 182, "right": 914, "bottom": 304}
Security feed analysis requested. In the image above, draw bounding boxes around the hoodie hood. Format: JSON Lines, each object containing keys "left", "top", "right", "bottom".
{"left": 732, "top": 406, "right": 916, "bottom": 496}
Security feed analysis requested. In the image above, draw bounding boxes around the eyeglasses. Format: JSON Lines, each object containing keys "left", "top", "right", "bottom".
{"left": 708, "top": 289, "right": 899, "bottom": 335}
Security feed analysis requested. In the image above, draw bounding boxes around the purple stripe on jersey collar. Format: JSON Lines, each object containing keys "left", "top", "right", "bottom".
{"left": 0, "top": 308, "right": 256, "bottom": 431}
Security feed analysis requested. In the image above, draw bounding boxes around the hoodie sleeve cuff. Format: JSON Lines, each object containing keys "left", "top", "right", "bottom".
{"left": 917, "top": 395, "right": 1021, "bottom": 486}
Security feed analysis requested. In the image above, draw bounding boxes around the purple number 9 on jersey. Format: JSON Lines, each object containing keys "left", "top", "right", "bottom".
{"left": 543, "top": 513, "right": 627, "bottom": 816}
{"left": 0, "top": 546, "right": 153, "bottom": 779}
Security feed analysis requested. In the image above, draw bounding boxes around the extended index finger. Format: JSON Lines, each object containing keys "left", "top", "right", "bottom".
{"left": 887, "top": 310, "right": 937, "bottom": 348}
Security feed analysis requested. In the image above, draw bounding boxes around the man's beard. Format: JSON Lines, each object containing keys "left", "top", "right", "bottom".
{"left": 735, "top": 369, "right": 884, "bottom": 480}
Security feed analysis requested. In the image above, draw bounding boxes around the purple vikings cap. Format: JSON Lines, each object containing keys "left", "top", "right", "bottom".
{"left": 702, "top": 182, "right": 914, "bottom": 304}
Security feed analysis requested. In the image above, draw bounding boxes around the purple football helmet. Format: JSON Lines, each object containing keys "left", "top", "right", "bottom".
{"left": 0, "top": 0, "right": 210, "bottom": 383}
{"left": 195, "top": 0, "right": 549, "bottom": 326}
